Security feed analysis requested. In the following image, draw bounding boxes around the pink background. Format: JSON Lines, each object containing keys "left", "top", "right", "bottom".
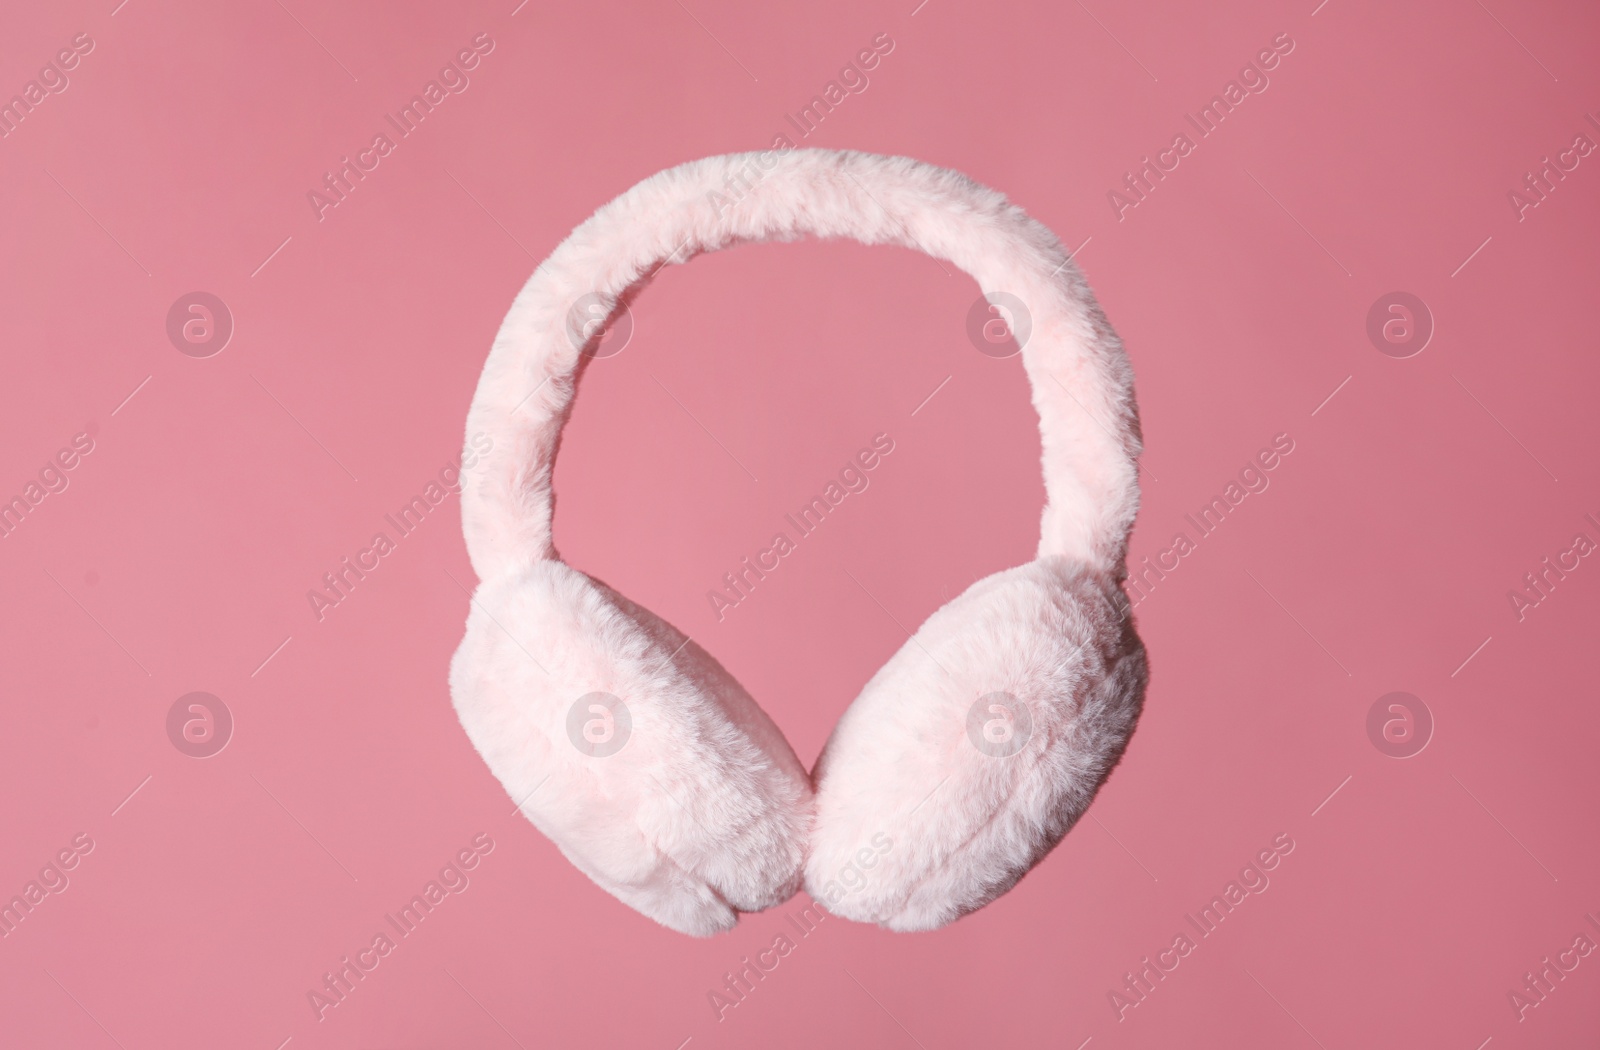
{"left": 2, "top": 0, "right": 1598, "bottom": 1046}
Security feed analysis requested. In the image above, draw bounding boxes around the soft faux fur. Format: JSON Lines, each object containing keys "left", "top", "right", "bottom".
{"left": 450, "top": 148, "right": 1147, "bottom": 936}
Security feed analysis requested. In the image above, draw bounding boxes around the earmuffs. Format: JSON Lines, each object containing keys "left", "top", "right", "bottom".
{"left": 450, "top": 148, "right": 1147, "bottom": 936}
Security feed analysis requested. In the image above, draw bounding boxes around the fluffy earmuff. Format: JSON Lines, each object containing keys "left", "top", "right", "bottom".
{"left": 450, "top": 148, "right": 1147, "bottom": 936}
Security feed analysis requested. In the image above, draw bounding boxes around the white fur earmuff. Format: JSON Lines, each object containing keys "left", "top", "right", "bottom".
{"left": 449, "top": 148, "right": 1147, "bottom": 935}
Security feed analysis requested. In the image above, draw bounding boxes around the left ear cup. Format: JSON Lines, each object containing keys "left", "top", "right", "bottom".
{"left": 804, "top": 558, "right": 1145, "bottom": 931}
{"left": 450, "top": 560, "right": 814, "bottom": 935}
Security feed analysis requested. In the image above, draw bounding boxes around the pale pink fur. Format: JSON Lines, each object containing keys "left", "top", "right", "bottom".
{"left": 450, "top": 149, "right": 1146, "bottom": 935}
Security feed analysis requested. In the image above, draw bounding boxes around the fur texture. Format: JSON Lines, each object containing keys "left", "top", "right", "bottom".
{"left": 449, "top": 561, "right": 814, "bottom": 936}
{"left": 805, "top": 560, "right": 1144, "bottom": 929}
{"left": 450, "top": 148, "right": 1146, "bottom": 936}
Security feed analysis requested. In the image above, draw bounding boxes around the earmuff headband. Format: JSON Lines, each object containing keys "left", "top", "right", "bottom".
{"left": 461, "top": 149, "right": 1142, "bottom": 581}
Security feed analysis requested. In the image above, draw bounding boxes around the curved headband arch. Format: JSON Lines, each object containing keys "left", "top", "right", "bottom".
{"left": 461, "top": 149, "right": 1141, "bottom": 581}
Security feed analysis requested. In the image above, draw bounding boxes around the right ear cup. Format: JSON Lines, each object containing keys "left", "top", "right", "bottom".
{"left": 804, "top": 558, "right": 1145, "bottom": 931}
{"left": 450, "top": 559, "right": 814, "bottom": 936}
